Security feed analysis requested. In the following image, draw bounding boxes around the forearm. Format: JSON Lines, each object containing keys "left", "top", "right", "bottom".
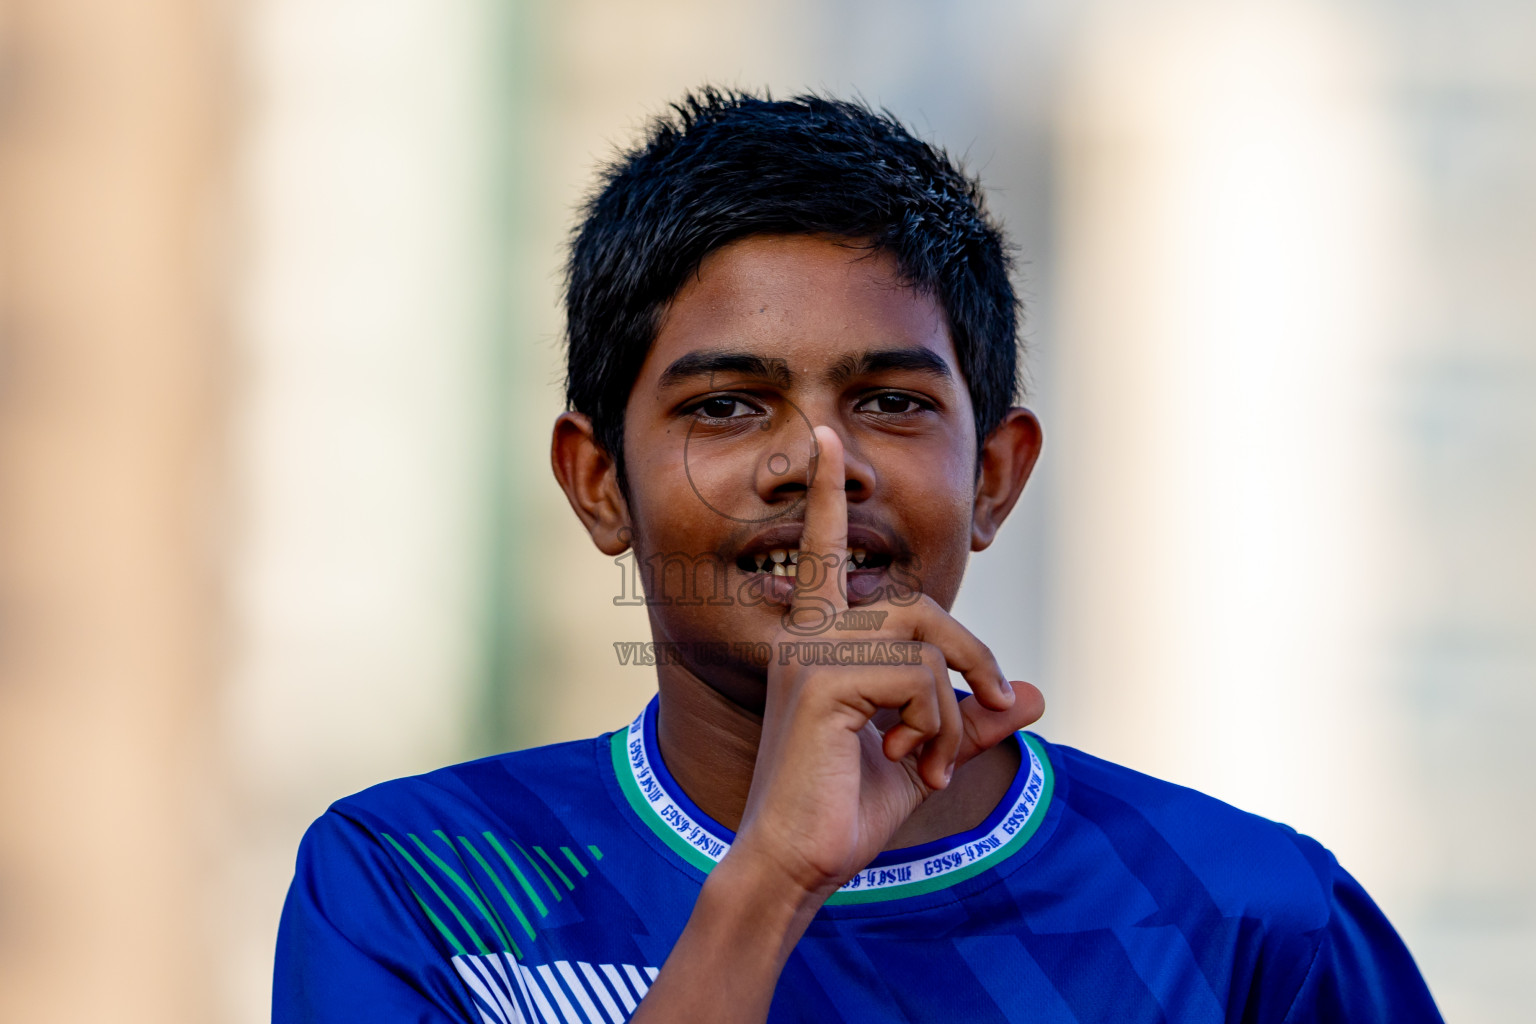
{"left": 631, "top": 850, "right": 826, "bottom": 1024}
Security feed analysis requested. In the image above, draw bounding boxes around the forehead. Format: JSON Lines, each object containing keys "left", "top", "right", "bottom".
{"left": 641, "top": 234, "right": 956, "bottom": 382}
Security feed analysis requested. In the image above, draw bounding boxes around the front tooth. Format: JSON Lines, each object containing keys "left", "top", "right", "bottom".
{"left": 771, "top": 562, "right": 789, "bottom": 576}
{"left": 770, "top": 548, "right": 787, "bottom": 564}
{"left": 787, "top": 549, "right": 799, "bottom": 565}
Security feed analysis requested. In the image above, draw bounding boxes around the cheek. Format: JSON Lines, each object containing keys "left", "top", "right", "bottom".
{"left": 939, "top": 495, "right": 979, "bottom": 562}
{"left": 625, "top": 448, "right": 738, "bottom": 555}
{"left": 623, "top": 453, "right": 691, "bottom": 546}
{"left": 679, "top": 433, "right": 766, "bottom": 519}
{"left": 928, "top": 456, "right": 977, "bottom": 517}
{"left": 684, "top": 415, "right": 818, "bottom": 521}
{"left": 896, "top": 469, "right": 977, "bottom": 556}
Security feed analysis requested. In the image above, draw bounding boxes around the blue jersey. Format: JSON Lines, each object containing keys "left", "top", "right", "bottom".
{"left": 274, "top": 696, "right": 1442, "bottom": 1023}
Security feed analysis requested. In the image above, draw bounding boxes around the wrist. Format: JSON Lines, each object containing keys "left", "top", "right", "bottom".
{"left": 720, "top": 835, "right": 846, "bottom": 908}
{"left": 696, "top": 846, "right": 829, "bottom": 962}
{"left": 630, "top": 848, "right": 826, "bottom": 1022}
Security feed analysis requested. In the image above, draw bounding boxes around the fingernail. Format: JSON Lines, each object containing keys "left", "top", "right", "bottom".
{"left": 943, "top": 765, "right": 954, "bottom": 785}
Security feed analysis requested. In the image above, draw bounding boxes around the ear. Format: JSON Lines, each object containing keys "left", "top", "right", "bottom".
{"left": 551, "top": 411, "right": 632, "bottom": 556}
{"left": 971, "top": 407, "right": 1043, "bottom": 551}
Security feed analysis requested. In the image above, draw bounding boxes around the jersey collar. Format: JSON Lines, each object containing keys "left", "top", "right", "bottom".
{"left": 609, "top": 695, "right": 1054, "bottom": 904}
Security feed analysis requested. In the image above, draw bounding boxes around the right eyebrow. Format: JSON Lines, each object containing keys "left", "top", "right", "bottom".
{"left": 657, "top": 351, "right": 793, "bottom": 389}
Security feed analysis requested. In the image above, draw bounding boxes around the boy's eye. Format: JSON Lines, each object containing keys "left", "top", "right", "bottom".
{"left": 858, "top": 392, "right": 928, "bottom": 415}
{"left": 689, "top": 396, "right": 759, "bottom": 420}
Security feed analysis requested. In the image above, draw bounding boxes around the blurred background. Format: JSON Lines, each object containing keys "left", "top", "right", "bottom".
{"left": 0, "top": 0, "right": 1531, "bottom": 1020}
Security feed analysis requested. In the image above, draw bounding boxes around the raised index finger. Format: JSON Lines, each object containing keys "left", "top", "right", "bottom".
{"left": 793, "top": 426, "right": 849, "bottom": 619}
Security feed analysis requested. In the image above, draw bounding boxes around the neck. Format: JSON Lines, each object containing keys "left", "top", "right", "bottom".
{"left": 652, "top": 666, "right": 1020, "bottom": 848}
{"left": 655, "top": 669, "right": 762, "bottom": 831}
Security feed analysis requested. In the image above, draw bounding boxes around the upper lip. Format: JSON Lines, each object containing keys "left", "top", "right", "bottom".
{"left": 732, "top": 522, "right": 897, "bottom": 564}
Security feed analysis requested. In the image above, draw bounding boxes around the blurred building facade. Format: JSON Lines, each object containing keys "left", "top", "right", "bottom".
{"left": 0, "top": 1, "right": 224, "bottom": 1020}
{"left": 0, "top": 1, "right": 1531, "bottom": 1022}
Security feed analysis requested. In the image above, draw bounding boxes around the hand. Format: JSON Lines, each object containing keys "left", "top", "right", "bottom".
{"left": 728, "top": 426, "right": 1045, "bottom": 902}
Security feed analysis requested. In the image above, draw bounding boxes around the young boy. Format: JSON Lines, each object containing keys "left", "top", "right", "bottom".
{"left": 274, "top": 90, "right": 1443, "bottom": 1023}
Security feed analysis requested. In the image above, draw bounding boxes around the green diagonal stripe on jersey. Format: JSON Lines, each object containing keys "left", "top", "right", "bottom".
{"left": 406, "top": 884, "right": 466, "bottom": 957}
{"left": 533, "top": 846, "right": 575, "bottom": 890}
{"left": 560, "top": 846, "right": 589, "bottom": 878}
{"left": 432, "top": 831, "right": 522, "bottom": 957}
{"left": 512, "top": 837, "right": 563, "bottom": 901}
{"left": 409, "top": 833, "right": 516, "bottom": 954}
{"left": 457, "top": 834, "right": 536, "bottom": 941}
{"left": 484, "top": 832, "right": 550, "bottom": 917}
{"left": 383, "top": 833, "right": 490, "bottom": 955}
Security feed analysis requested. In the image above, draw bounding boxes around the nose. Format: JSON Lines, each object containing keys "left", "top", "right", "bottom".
{"left": 757, "top": 421, "right": 876, "bottom": 506}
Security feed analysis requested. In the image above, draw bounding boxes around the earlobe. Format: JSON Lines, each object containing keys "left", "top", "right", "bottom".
{"left": 971, "top": 408, "right": 1043, "bottom": 551}
{"left": 550, "top": 412, "right": 633, "bottom": 556}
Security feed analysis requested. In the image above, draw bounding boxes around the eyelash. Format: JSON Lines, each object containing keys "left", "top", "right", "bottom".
{"left": 682, "top": 391, "right": 934, "bottom": 423}
{"left": 855, "top": 391, "right": 933, "bottom": 416}
{"left": 683, "top": 395, "right": 765, "bottom": 422}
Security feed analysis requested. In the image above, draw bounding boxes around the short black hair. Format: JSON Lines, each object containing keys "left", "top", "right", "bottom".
{"left": 563, "top": 88, "right": 1020, "bottom": 486}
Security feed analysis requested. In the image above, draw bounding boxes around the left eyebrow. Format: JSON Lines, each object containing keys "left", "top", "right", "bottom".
{"left": 824, "top": 349, "right": 955, "bottom": 387}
